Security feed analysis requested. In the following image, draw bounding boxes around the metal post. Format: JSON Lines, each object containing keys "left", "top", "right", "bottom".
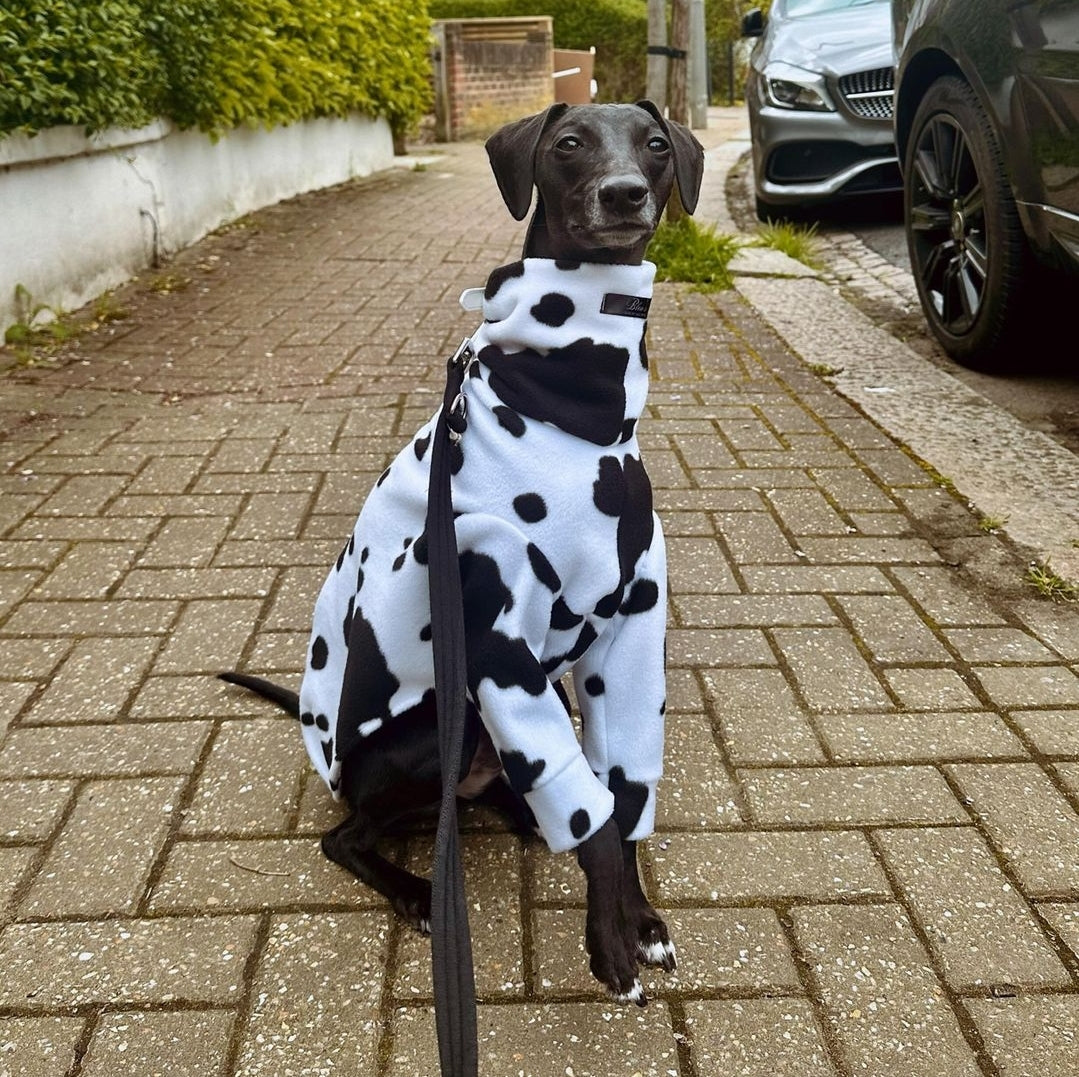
{"left": 646, "top": 0, "right": 668, "bottom": 112}
{"left": 689, "top": 0, "right": 708, "bottom": 129}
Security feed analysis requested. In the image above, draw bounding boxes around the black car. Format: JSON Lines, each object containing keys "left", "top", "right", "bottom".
{"left": 892, "top": 0, "right": 1079, "bottom": 370}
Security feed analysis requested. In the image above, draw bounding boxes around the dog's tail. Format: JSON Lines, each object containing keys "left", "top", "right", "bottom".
{"left": 217, "top": 671, "right": 300, "bottom": 719}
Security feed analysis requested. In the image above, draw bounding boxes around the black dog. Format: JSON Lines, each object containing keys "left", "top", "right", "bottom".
{"left": 222, "top": 101, "right": 704, "bottom": 1004}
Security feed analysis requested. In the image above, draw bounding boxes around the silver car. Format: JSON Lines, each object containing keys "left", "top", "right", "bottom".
{"left": 742, "top": 0, "right": 901, "bottom": 219}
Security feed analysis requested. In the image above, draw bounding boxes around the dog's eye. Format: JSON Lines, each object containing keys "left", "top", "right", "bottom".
{"left": 648, "top": 137, "right": 670, "bottom": 153}
{"left": 555, "top": 135, "right": 582, "bottom": 152}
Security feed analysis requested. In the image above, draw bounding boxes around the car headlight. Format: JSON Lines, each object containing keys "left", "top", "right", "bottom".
{"left": 761, "top": 61, "right": 834, "bottom": 112}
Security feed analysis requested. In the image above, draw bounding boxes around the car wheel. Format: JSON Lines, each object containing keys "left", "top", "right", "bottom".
{"left": 904, "top": 75, "right": 1031, "bottom": 371}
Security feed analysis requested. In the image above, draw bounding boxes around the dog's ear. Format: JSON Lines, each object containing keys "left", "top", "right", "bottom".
{"left": 635, "top": 100, "right": 705, "bottom": 215}
{"left": 485, "top": 103, "right": 570, "bottom": 221}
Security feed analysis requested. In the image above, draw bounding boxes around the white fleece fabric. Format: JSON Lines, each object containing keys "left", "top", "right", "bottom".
{"left": 298, "top": 258, "right": 667, "bottom": 853}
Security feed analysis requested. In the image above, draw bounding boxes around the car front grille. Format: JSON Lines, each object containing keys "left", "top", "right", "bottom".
{"left": 838, "top": 67, "right": 894, "bottom": 120}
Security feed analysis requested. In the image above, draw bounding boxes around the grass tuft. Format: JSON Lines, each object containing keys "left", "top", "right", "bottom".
{"left": 648, "top": 217, "right": 740, "bottom": 292}
{"left": 755, "top": 219, "right": 822, "bottom": 269}
{"left": 1026, "top": 562, "right": 1077, "bottom": 601}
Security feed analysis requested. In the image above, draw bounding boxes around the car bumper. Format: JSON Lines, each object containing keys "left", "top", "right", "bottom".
{"left": 749, "top": 103, "right": 901, "bottom": 205}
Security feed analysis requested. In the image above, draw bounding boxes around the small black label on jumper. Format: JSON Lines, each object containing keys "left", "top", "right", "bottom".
{"left": 600, "top": 293, "right": 651, "bottom": 319}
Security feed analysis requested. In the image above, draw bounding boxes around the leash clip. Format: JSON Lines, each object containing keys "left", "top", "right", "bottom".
{"left": 450, "top": 337, "right": 474, "bottom": 369}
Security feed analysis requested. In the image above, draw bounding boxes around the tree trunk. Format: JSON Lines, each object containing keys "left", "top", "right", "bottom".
{"left": 667, "top": 0, "right": 689, "bottom": 220}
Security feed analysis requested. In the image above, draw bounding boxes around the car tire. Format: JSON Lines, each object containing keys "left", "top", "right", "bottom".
{"left": 903, "top": 75, "right": 1032, "bottom": 372}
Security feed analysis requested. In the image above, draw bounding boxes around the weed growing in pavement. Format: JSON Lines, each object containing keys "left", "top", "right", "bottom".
{"left": 3, "top": 284, "right": 81, "bottom": 366}
{"left": 648, "top": 217, "right": 740, "bottom": 291}
{"left": 149, "top": 273, "right": 191, "bottom": 295}
{"left": 1026, "top": 562, "right": 1077, "bottom": 601}
{"left": 754, "top": 219, "right": 822, "bottom": 270}
{"left": 809, "top": 362, "right": 843, "bottom": 377}
{"left": 92, "top": 291, "right": 131, "bottom": 324}
{"left": 978, "top": 515, "right": 1008, "bottom": 533}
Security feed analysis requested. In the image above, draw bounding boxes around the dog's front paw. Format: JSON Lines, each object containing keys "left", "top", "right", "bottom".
{"left": 392, "top": 882, "right": 432, "bottom": 936}
{"left": 636, "top": 921, "right": 677, "bottom": 973}
{"left": 610, "top": 977, "right": 646, "bottom": 1007}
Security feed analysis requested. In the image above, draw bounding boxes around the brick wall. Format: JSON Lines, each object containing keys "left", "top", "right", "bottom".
{"left": 433, "top": 18, "right": 554, "bottom": 141}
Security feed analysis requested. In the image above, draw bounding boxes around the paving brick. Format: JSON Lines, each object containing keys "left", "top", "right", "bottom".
{"left": 0, "top": 722, "right": 211, "bottom": 779}
{"left": 25, "top": 636, "right": 160, "bottom": 723}
{"left": 1009, "top": 710, "right": 1079, "bottom": 756}
{"left": 0, "top": 570, "right": 40, "bottom": 620}
{"left": 846, "top": 511, "right": 911, "bottom": 535}
{"left": 892, "top": 567, "right": 1007, "bottom": 625}
{"left": 117, "top": 567, "right": 274, "bottom": 601}
{"left": 388, "top": 1002, "right": 679, "bottom": 1077}
{"left": 664, "top": 537, "right": 739, "bottom": 593}
{"left": 766, "top": 487, "right": 850, "bottom": 535}
{"left": 882, "top": 668, "right": 984, "bottom": 710}
{"left": 658, "top": 712, "right": 742, "bottom": 828}
{"left": 715, "top": 510, "right": 800, "bottom": 563}
{"left": 2, "top": 599, "right": 180, "bottom": 637}
{"left": 742, "top": 766, "right": 967, "bottom": 826}
{"left": 720, "top": 708, "right": 828, "bottom": 765}
{"left": 667, "top": 627, "right": 775, "bottom": 667}
{"left": 792, "top": 904, "right": 980, "bottom": 1077}
{"left": 836, "top": 594, "right": 951, "bottom": 663}
{"left": 683, "top": 999, "right": 837, "bottom": 1077}
{"left": 262, "top": 566, "right": 327, "bottom": 630}
{"left": 0, "top": 681, "right": 33, "bottom": 740}
{"left": 808, "top": 468, "right": 895, "bottom": 512}
{"left": 154, "top": 599, "right": 264, "bottom": 673}
{"left": 19, "top": 776, "right": 185, "bottom": 918}
{"left": 1036, "top": 901, "right": 1079, "bottom": 959}
{"left": 80, "top": 1010, "right": 234, "bottom": 1077}
{"left": 773, "top": 627, "right": 891, "bottom": 710}
{"left": 650, "top": 831, "right": 890, "bottom": 903}
{"left": 0, "top": 1016, "right": 84, "bottom": 1077}
{"left": 972, "top": 665, "right": 1079, "bottom": 708}
{"left": 230, "top": 491, "right": 312, "bottom": 541}
{"left": 233, "top": 912, "right": 387, "bottom": 1077}
{"left": 943, "top": 627, "right": 1056, "bottom": 663}
{"left": 732, "top": 564, "right": 895, "bottom": 594}
{"left": 0, "top": 847, "right": 35, "bottom": 918}
{"left": 816, "top": 711, "right": 1025, "bottom": 763}
{"left": 948, "top": 763, "right": 1079, "bottom": 895}
{"left": 0, "top": 779, "right": 74, "bottom": 841}
{"left": 534, "top": 907, "right": 801, "bottom": 997}
{"left": 1014, "top": 599, "right": 1079, "bottom": 660}
{"left": 36, "top": 474, "right": 130, "bottom": 517}
{"left": 30, "top": 541, "right": 139, "bottom": 599}
{"left": 966, "top": 997, "right": 1079, "bottom": 1077}
{"left": 876, "top": 827, "right": 1069, "bottom": 991}
{"left": 10, "top": 515, "right": 159, "bottom": 543}
{"left": 148, "top": 837, "right": 378, "bottom": 911}
{"left": 796, "top": 536, "right": 939, "bottom": 564}
{"left": 139, "top": 516, "right": 231, "bottom": 568}
{"left": 0, "top": 916, "right": 259, "bottom": 1007}
{"left": 182, "top": 718, "right": 303, "bottom": 835}
{"left": 673, "top": 593, "right": 837, "bottom": 627}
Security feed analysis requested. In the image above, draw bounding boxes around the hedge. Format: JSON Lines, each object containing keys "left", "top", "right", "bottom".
{"left": 429, "top": 0, "right": 648, "bottom": 103}
{"left": 0, "top": 0, "right": 432, "bottom": 138}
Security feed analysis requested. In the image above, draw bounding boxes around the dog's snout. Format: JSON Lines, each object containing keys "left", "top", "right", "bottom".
{"left": 599, "top": 176, "right": 649, "bottom": 213}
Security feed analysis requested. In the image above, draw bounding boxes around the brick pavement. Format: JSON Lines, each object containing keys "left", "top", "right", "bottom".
{"left": 2, "top": 114, "right": 1079, "bottom": 1077}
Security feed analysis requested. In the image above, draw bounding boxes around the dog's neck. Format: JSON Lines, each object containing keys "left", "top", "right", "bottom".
{"left": 523, "top": 199, "right": 651, "bottom": 266}
{"left": 466, "top": 258, "right": 655, "bottom": 447}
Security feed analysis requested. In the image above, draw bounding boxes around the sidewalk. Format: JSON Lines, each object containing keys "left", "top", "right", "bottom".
{"left": 2, "top": 108, "right": 1079, "bottom": 1077}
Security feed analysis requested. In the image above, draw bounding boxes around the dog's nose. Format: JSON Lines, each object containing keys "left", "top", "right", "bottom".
{"left": 599, "top": 177, "right": 649, "bottom": 213}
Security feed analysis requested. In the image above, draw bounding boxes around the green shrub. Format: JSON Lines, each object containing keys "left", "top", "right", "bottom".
{"left": 429, "top": 0, "right": 647, "bottom": 103}
{"left": 0, "top": 0, "right": 432, "bottom": 138}
{"left": 0, "top": 1, "right": 166, "bottom": 133}
{"left": 648, "top": 216, "right": 740, "bottom": 291}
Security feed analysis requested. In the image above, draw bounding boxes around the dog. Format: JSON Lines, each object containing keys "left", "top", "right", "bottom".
{"left": 221, "top": 101, "right": 704, "bottom": 1005}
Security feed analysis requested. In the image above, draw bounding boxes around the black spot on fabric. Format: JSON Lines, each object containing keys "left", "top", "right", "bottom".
{"left": 361, "top": 547, "right": 370, "bottom": 563}
{"left": 336, "top": 543, "right": 347, "bottom": 573}
{"left": 500, "top": 749, "right": 546, "bottom": 794}
{"left": 333, "top": 608, "right": 401, "bottom": 767}
{"left": 550, "top": 597, "right": 583, "bottom": 631}
{"left": 621, "top": 578, "right": 660, "bottom": 616}
{"left": 459, "top": 550, "right": 514, "bottom": 622}
{"left": 392, "top": 550, "right": 407, "bottom": 571}
{"left": 570, "top": 808, "right": 591, "bottom": 840}
{"left": 310, "top": 635, "right": 329, "bottom": 670}
{"left": 412, "top": 533, "right": 428, "bottom": 565}
{"left": 593, "top": 588, "right": 623, "bottom": 620}
{"left": 321, "top": 739, "right": 334, "bottom": 768}
{"left": 526, "top": 543, "right": 561, "bottom": 592}
{"left": 376, "top": 467, "right": 391, "bottom": 487}
{"left": 530, "top": 292, "right": 575, "bottom": 327}
{"left": 593, "top": 456, "right": 625, "bottom": 516}
{"left": 513, "top": 493, "right": 547, "bottom": 523}
{"left": 420, "top": 623, "right": 432, "bottom": 642}
{"left": 555, "top": 259, "right": 581, "bottom": 271}
{"left": 616, "top": 455, "right": 655, "bottom": 587}
{"left": 315, "top": 714, "right": 329, "bottom": 731}
{"left": 660, "top": 699, "right": 667, "bottom": 715}
{"left": 564, "top": 622, "right": 598, "bottom": 664}
{"left": 348, "top": 533, "right": 355, "bottom": 556}
{"left": 480, "top": 337, "right": 630, "bottom": 446}
{"left": 620, "top": 418, "right": 637, "bottom": 444}
{"left": 639, "top": 337, "right": 649, "bottom": 369}
{"left": 356, "top": 565, "right": 365, "bottom": 592}
{"left": 553, "top": 678, "right": 573, "bottom": 715}
{"left": 342, "top": 596, "right": 354, "bottom": 643}
{"left": 584, "top": 674, "right": 605, "bottom": 697}
{"left": 468, "top": 363, "right": 483, "bottom": 380}
{"left": 300, "top": 711, "right": 315, "bottom": 726}
{"left": 484, "top": 260, "right": 525, "bottom": 300}
{"left": 451, "top": 441, "right": 464, "bottom": 475}
{"left": 609, "top": 767, "right": 649, "bottom": 838}
{"left": 493, "top": 405, "right": 526, "bottom": 437}
{"left": 414, "top": 432, "right": 430, "bottom": 460}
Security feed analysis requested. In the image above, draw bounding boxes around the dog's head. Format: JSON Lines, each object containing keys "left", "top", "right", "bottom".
{"left": 486, "top": 102, "right": 705, "bottom": 265}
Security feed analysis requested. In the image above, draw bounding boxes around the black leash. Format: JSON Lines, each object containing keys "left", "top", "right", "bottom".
{"left": 426, "top": 338, "right": 478, "bottom": 1077}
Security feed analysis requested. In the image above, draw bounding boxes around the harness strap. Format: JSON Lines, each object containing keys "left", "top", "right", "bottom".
{"left": 427, "top": 338, "right": 478, "bottom": 1077}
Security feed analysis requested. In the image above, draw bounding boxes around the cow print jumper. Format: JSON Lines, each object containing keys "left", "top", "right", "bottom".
{"left": 299, "top": 258, "right": 667, "bottom": 853}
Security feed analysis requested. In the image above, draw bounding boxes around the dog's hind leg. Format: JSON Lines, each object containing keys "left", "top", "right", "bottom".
{"left": 321, "top": 812, "right": 433, "bottom": 933}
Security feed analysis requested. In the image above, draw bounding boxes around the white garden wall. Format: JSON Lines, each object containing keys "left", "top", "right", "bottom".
{"left": 0, "top": 113, "right": 394, "bottom": 334}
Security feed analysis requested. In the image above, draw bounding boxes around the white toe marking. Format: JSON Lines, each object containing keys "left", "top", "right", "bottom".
{"left": 638, "top": 939, "right": 677, "bottom": 965}
{"left": 612, "top": 979, "right": 644, "bottom": 1004}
